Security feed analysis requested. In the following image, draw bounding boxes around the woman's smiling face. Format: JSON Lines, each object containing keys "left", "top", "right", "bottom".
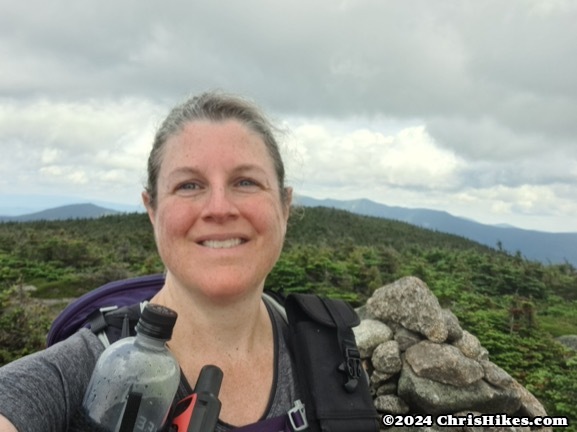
{"left": 144, "top": 119, "right": 291, "bottom": 301}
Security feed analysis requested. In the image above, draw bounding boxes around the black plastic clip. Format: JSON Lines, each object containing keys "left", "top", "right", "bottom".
{"left": 338, "top": 346, "right": 362, "bottom": 393}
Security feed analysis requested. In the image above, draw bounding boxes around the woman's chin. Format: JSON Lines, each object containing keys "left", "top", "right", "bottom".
{"left": 187, "top": 276, "right": 263, "bottom": 302}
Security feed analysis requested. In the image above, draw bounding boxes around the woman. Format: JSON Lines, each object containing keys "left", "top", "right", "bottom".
{"left": 0, "top": 92, "right": 298, "bottom": 431}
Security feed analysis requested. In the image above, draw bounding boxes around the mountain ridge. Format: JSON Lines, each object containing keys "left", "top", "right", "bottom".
{"left": 0, "top": 203, "right": 121, "bottom": 222}
{"left": 2, "top": 197, "right": 575, "bottom": 266}
{"left": 294, "top": 196, "right": 577, "bottom": 266}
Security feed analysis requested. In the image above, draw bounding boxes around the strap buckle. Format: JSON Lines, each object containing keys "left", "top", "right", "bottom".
{"left": 288, "top": 399, "right": 308, "bottom": 431}
{"left": 339, "top": 346, "right": 362, "bottom": 393}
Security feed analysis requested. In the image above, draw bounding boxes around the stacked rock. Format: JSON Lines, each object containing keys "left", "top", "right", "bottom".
{"left": 354, "top": 276, "right": 550, "bottom": 432}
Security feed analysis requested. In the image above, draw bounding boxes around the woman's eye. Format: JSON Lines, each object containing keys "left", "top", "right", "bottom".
{"left": 238, "top": 179, "right": 256, "bottom": 187}
{"left": 178, "top": 182, "right": 200, "bottom": 190}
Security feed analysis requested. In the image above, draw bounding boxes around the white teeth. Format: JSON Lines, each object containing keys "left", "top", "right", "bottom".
{"left": 202, "top": 238, "right": 243, "bottom": 249}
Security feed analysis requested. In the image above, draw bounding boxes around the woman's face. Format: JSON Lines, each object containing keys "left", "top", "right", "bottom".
{"left": 144, "top": 119, "right": 291, "bottom": 302}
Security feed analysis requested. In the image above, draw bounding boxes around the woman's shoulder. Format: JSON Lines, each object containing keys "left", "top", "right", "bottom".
{"left": 49, "top": 327, "right": 105, "bottom": 357}
{"left": 1, "top": 328, "right": 103, "bottom": 374}
{"left": 0, "top": 329, "right": 104, "bottom": 431}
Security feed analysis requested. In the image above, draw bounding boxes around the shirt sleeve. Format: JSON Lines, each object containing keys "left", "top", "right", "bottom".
{"left": 0, "top": 329, "right": 104, "bottom": 432}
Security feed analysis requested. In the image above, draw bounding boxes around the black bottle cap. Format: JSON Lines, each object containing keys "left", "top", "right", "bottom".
{"left": 136, "top": 303, "right": 178, "bottom": 340}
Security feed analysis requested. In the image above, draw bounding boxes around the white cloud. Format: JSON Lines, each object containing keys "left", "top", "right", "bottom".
{"left": 378, "top": 127, "right": 463, "bottom": 189}
{"left": 285, "top": 120, "right": 464, "bottom": 193}
{"left": 41, "top": 148, "right": 61, "bottom": 164}
{"left": 39, "top": 166, "right": 63, "bottom": 177}
{"left": 0, "top": 98, "right": 164, "bottom": 201}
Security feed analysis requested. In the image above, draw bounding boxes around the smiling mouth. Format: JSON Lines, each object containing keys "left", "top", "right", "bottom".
{"left": 201, "top": 238, "right": 246, "bottom": 249}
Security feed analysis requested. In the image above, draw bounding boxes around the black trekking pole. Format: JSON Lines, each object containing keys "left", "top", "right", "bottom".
{"left": 171, "top": 365, "right": 223, "bottom": 432}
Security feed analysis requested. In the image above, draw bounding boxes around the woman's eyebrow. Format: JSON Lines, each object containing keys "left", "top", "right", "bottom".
{"left": 166, "top": 167, "right": 203, "bottom": 180}
{"left": 166, "top": 164, "right": 267, "bottom": 179}
{"left": 231, "top": 164, "right": 268, "bottom": 176}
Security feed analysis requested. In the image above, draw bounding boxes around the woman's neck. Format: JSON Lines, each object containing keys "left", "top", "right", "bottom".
{"left": 150, "top": 274, "right": 276, "bottom": 426}
{"left": 150, "top": 276, "right": 271, "bottom": 359}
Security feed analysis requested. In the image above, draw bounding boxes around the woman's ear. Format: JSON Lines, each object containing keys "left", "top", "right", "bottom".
{"left": 142, "top": 191, "right": 156, "bottom": 225}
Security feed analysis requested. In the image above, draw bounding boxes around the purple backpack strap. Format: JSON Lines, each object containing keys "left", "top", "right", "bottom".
{"left": 232, "top": 400, "right": 308, "bottom": 432}
{"left": 232, "top": 416, "right": 287, "bottom": 432}
{"left": 46, "top": 273, "right": 166, "bottom": 346}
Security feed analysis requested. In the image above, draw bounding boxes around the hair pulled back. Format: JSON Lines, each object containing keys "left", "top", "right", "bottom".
{"left": 146, "top": 91, "right": 287, "bottom": 208}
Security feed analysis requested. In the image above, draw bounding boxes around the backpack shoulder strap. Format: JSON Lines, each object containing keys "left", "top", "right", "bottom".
{"left": 285, "top": 294, "right": 380, "bottom": 432}
{"left": 46, "top": 273, "right": 165, "bottom": 346}
{"left": 262, "top": 291, "right": 288, "bottom": 323}
{"left": 89, "top": 301, "right": 148, "bottom": 347}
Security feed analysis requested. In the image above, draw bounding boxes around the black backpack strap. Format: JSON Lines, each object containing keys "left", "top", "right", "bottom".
{"left": 87, "top": 302, "right": 145, "bottom": 346}
{"left": 285, "top": 294, "right": 380, "bottom": 432}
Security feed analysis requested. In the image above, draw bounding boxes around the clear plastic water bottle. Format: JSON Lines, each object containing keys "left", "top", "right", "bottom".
{"left": 82, "top": 303, "right": 180, "bottom": 432}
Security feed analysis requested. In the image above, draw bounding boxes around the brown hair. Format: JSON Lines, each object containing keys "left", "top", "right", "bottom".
{"left": 146, "top": 91, "right": 288, "bottom": 208}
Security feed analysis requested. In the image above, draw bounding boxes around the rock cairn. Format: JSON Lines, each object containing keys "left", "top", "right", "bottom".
{"left": 354, "top": 276, "right": 550, "bottom": 432}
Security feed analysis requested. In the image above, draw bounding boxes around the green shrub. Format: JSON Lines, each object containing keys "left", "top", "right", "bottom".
{"left": 0, "top": 284, "right": 52, "bottom": 366}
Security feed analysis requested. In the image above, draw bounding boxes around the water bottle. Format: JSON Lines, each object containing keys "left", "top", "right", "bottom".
{"left": 82, "top": 303, "right": 180, "bottom": 432}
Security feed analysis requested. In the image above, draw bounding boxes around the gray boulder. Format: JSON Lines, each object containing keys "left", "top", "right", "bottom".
{"left": 353, "top": 318, "right": 393, "bottom": 358}
{"left": 374, "top": 394, "right": 409, "bottom": 414}
{"left": 366, "top": 276, "right": 448, "bottom": 343}
{"left": 443, "top": 308, "right": 464, "bottom": 342}
{"left": 398, "top": 362, "right": 521, "bottom": 415}
{"left": 453, "top": 330, "right": 483, "bottom": 359}
{"left": 556, "top": 335, "right": 577, "bottom": 351}
{"left": 394, "top": 327, "right": 422, "bottom": 352}
{"left": 372, "top": 340, "right": 402, "bottom": 374}
{"left": 480, "top": 359, "right": 515, "bottom": 388}
{"left": 405, "top": 341, "right": 484, "bottom": 387}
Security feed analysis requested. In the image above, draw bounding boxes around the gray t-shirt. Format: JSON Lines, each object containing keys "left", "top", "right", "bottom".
{"left": 0, "top": 303, "right": 298, "bottom": 432}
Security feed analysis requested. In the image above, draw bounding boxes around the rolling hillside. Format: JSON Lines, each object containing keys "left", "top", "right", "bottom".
{"left": 295, "top": 196, "right": 577, "bottom": 266}
{"left": 2, "top": 197, "right": 575, "bottom": 266}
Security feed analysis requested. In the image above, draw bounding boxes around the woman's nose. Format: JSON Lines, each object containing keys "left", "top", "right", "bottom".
{"left": 200, "top": 186, "right": 239, "bottom": 221}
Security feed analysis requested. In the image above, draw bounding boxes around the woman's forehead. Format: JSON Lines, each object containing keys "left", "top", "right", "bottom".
{"left": 160, "top": 120, "right": 275, "bottom": 172}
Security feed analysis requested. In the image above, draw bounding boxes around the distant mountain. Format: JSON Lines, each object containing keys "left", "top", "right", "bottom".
{"left": 294, "top": 196, "right": 577, "bottom": 266}
{"left": 2, "top": 197, "right": 575, "bottom": 266}
{"left": 0, "top": 203, "right": 121, "bottom": 222}
{"left": 0, "top": 194, "right": 143, "bottom": 216}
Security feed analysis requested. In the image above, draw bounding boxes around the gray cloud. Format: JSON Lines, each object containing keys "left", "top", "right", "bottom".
{"left": 0, "top": 0, "right": 576, "bottom": 231}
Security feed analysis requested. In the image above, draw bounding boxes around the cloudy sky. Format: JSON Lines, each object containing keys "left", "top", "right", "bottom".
{"left": 1, "top": 0, "right": 576, "bottom": 232}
